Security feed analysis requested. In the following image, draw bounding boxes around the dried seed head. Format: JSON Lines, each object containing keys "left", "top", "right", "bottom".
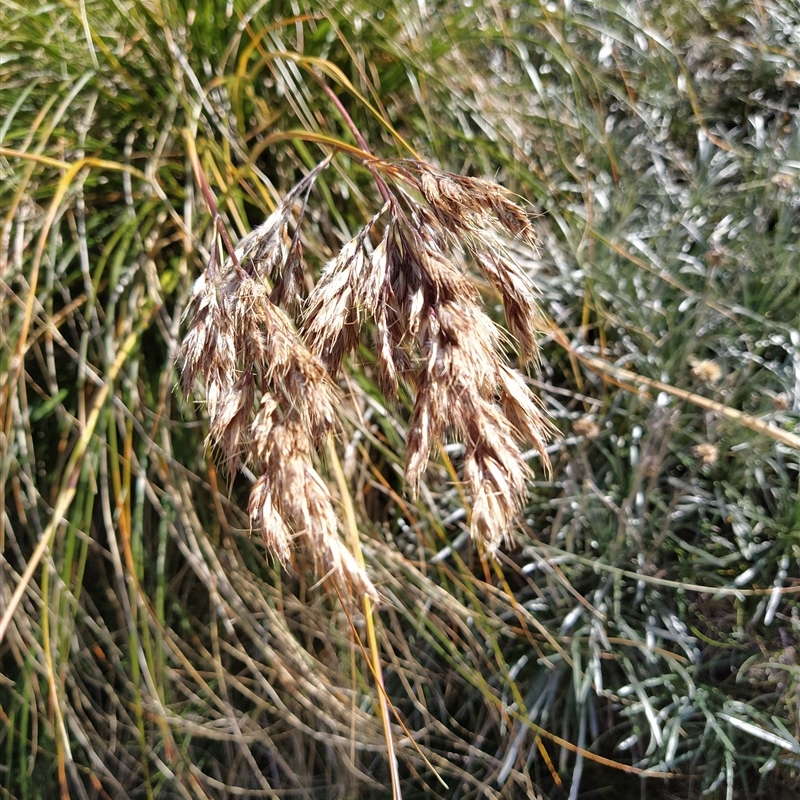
{"left": 488, "top": 193, "right": 540, "bottom": 247}
{"left": 210, "top": 372, "right": 255, "bottom": 476}
{"left": 477, "top": 253, "right": 542, "bottom": 364}
{"left": 704, "top": 245, "right": 727, "bottom": 267}
{"left": 252, "top": 393, "right": 279, "bottom": 462}
{"left": 238, "top": 206, "right": 288, "bottom": 280}
{"left": 261, "top": 418, "right": 378, "bottom": 600}
{"left": 465, "top": 438, "right": 528, "bottom": 554}
{"left": 180, "top": 158, "right": 386, "bottom": 600}
{"left": 572, "top": 416, "right": 601, "bottom": 440}
{"left": 303, "top": 208, "right": 386, "bottom": 374}
{"left": 179, "top": 273, "right": 226, "bottom": 393}
{"left": 419, "top": 170, "right": 440, "bottom": 204}
{"left": 397, "top": 162, "right": 540, "bottom": 248}
{"left": 498, "top": 367, "right": 554, "bottom": 459}
{"left": 690, "top": 359, "right": 723, "bottom": 385}
{"left": 777, "top": 69, "right": 800, "bottom": 88}
{"left": 249, "top": 474, "right": 292, "bottom": 565}
{"left": 772, "top": 392, "right": 791, "bottom": 411}
{"left": 403, "top": 265, "right": 552, "bottom": 549}
{"left": 182, "top": 152, "right": 553, "bottom": 589}
{"left": 692, "top": 442, "right": 719, "bottom": 467}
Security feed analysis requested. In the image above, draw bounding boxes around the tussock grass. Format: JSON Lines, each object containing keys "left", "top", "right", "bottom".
{"left": 1, "top": 1, "right": 799, "bottom": 798}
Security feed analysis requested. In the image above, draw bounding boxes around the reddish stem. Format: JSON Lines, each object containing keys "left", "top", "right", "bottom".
{"left": 314, "top": 77, "right": 392, "bottom": 204}
{"left": 190, "top": 148, "right": 242, "bottom": 272}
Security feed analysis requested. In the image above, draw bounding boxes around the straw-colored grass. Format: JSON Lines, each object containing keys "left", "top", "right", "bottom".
{"left": 2, "top": 1, "right": 799, "bottom": 799}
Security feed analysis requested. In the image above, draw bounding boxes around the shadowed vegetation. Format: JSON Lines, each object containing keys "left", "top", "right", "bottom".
{"left": 1, "top": 1, "right": 799, "bottom": 798}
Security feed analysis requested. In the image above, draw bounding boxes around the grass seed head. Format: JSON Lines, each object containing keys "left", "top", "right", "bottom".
{"left": 181, "top": 156, "right": 553, "bottom": 593}
{"left": 573, "top": 415, "right": 601, "bottom": 440}
{"left": 690, "top": 358, "right": 723, "bottom": 385}
{"left": 692, "top": 442, "right": 719, "bottom": 466}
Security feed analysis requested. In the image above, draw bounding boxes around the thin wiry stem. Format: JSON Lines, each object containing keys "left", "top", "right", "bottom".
{"left": 184, "top": 130, "right": 242, "bottom": 273}
{"left": 327, "top": 438, "right": 403, "bottom": 799}
{"left": 314, "top": 75, "right": 393, "bottom": 204}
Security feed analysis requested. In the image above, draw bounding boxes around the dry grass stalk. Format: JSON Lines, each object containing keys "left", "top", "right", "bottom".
{"left": 180, "top": 155, "right": 555, "bottom": 595}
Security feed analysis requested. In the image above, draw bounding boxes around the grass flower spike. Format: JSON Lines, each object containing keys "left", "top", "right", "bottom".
{"left": 180, "top": 153, "right": 554, "bottom": 595}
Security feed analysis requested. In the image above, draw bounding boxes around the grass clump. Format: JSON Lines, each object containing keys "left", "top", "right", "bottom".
{"left": 1, "top": 1, "right": 799, "bottom": 799}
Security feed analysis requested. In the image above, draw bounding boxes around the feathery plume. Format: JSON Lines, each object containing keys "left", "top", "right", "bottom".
{"left": 180, "top": 152, "right": 555, "bottom": 596}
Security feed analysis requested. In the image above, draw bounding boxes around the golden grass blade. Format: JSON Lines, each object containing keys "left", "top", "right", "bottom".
{"left": 0, "top": 307, "right": 157, "bottom": 644}
{"left": 547, "top": 319, "right": 800, "bottom": 451}
{"left": 326, "top": 436, "right": 404, "bottom": 799}
{"left": 584, "top": 354, "right": 800, "bottom": 451}
{"left": 242, "top": 50, "right": 419, "bottom": 158}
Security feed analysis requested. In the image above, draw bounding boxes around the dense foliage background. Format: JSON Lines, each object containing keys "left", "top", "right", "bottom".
{"left": 1, "top": 0, "right": 799, "bottom": 798}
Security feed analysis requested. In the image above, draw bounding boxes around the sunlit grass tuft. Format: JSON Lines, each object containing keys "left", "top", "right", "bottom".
{"left": 1, "top": 1, "right": 799, "bottom": 799}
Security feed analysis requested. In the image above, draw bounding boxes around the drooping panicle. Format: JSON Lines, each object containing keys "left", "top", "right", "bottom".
{"left": 181, "top": 152, "right": 554, "bottom": 593}
{"left": 179, "top": 157, "right": 376, "bottom": 600}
